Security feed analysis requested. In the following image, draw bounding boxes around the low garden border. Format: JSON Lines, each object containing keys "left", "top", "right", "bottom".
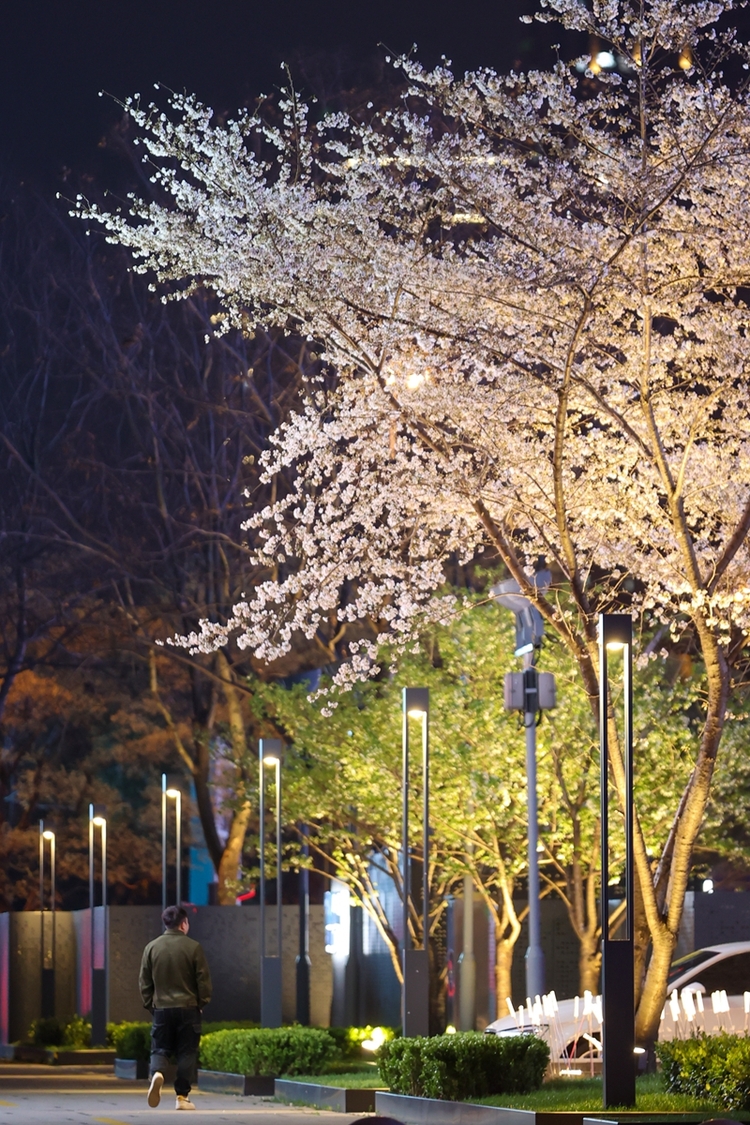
{"left": 373, "top": 1095, "right": 725, "bottom": 1125}
{"left": 274, "top": 1078, "right": 379, "bottom": 1113}
{"left": 0, "top": 1045, "right": 115, "bottom": 1065}
{"left": 197, "top": 1069, "right": 276, "bottom": 1096}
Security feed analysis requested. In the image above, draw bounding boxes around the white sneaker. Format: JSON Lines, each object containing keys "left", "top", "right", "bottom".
{"left": 176, "top": 1095, "right": 196, "bottom": 1110}
{"left": 147, "top": 1071, "right": 164, "bottom": 1107}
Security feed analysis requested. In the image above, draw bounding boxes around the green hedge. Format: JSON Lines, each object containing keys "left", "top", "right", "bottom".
{"left": 657, "top": 1033, "right": 750, "bottom": 1110}
{"left": 27, "top": 1015, "right": 92, "bottom": 1049}
{"left": 199, "top": 1027, "right": 336, "bottom": 1076}
{"left": 109, "top": 1021, "right": 151, "bottom": 1061}
{"left": 107, "top": 1019, "right": 259, "bottom": 1061}
{"left": 378, "top": 1032, "right": 549, "bottom": 1101}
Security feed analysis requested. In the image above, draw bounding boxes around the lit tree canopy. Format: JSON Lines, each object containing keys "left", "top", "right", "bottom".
{"left": 79, "top": 0, "right": 750, "bottom": 1041}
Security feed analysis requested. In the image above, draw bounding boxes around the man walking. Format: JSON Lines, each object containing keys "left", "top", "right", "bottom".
{"left": 139, "top": 905, "right": 212, "bottom": 1111}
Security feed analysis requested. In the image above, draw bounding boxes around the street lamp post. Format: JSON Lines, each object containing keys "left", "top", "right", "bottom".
{"left": 402, "top": 687, "right": 430, "bottom": 1037}
{"left": 161, "top": 776, "right": 183, "bottom": 909}
{"left": 259, "top": 738, "right": 282, "bottom": 1028}
{"left": 39, "top": 822, "right": 56, "bottom": 1018}
{"left": 598, "top": 613, "right": 635, "bottom": 1109}
{"left": 88, "top": 804, "right": 107, "bottom": 1046}
{"left": 491, "top": 571, "right": 555, "bottom": 1002}
{"left": 296, "top": 822, "right": 311, "bottom": 1025}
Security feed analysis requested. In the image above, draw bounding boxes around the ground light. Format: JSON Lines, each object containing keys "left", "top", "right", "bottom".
{"left": 38, "top": 822, "right": 56, "bottom": 1017}
{"left": 161, "top": 775, "right": 182, "bottom": 909}
{"left": 402, "top": 687, "right": 430, "bottom": 1037}
{"left": 88, "top": 803, "right": 107, "bottom": 1046}
{"left": 259, "top": 738, "right": 282, "bottom": 1028}
{"left": 598, "top": 613, "right": 635, "bottom": 1109}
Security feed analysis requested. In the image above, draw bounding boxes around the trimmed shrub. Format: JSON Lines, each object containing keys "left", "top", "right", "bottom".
{"left": 378, "top": 1032, "right": 549, "bottom": 1101}
{"left": 199, "top": 1027, "right": 337, "bottom": 1076}
{"left": 28, "top": 1017, "right": 65, "bottom": 1047}
{"left": 106, "top": 1018, "right": 259, "bottom": 1061}
{"left": 27, "top": 1015, "right": 92, "bottom": 1049}
{"left": 657, "top": 1033, "right": 750, "bottom": 1110}
{"left": 109, "top": 1021, "right": 151, "bottom": 1061}
{"left": 63, "top": 1015, "right": 91, "bottom": 1048}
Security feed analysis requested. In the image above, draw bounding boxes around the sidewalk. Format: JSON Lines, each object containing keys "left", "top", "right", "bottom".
{"left": 0, "top": 1065, "right": 375, "bottom": 1124}
{"left": 0, "top": 1091, "right": 375, "bottom": 1123}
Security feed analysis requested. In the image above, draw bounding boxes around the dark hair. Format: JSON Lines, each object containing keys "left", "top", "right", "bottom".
{"left": 162, "top": 905, "right": 188, "bottom": 930}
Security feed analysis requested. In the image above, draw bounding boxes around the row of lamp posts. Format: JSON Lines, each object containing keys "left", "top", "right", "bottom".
{"left": 34, "top": 601, "right": 635, "bottom": 1106}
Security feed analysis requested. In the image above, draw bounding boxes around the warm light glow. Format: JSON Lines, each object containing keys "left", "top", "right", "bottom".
{"left": 678, "top": 46, "right": 693, "bottom": 70}
{"left": 633, "top": 1046, "right": 646, "bottom": 1055}
{"left": 166, "top": 788, "right": 180, "bottom": 798}
{"left": 407, "top": 708, "right": 427, "bottom": 719}
{"left": 445, "top": 1024, "right": 457, "bottom": 1035}
{"left": 405, "top": 373, "right": 424, "bottom": 390}
{"left": 560, "top": 1068, "right": 583, "bottom": 1076}
{"left": 42, "top": 830, "right": 55, "bottom": 840}
{"left": 362, "top": 1026, "right": 388, "bottom": 1052}
{"left": 605, "top": 640, "right": 625, "bottom": 652}
{"left": 93, "top": 816, "right": 106, "bottom": 827}
{"left": 263, "top": 755, "right": 280, "bottom": 765}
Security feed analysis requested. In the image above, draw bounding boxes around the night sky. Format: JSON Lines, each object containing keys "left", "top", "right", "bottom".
{"left": 2, "top": 1, "right": 565, "bottom": 184}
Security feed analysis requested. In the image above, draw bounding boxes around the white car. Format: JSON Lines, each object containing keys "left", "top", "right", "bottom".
{"left": 484, "top": 942, "right": 750, "bottom": 1063}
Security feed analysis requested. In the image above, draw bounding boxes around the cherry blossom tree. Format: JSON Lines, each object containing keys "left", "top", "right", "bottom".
{"left": 79, "top": 0, "right": 750, "bottom": 1041}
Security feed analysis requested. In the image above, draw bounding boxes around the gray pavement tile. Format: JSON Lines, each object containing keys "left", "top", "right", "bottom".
{"left": 0, "top": 1091, "right": 375, "bottom": 1123}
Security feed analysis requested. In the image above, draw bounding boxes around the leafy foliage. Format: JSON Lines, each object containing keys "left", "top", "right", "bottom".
{"left": 657, "top": 1033, "right": 750, "bottom": 1111}
{"left": 198, "top": 1026, "right": 336, "bottom": 1076}
{"left": 27, "top": 1014, "right": 91, "bottom": 1048}
{"left": 378, "top": 1031, "right": 549, "bottom": 1100}
{"left": 109, "top": 1021, "right": 151, "bottom": 1061}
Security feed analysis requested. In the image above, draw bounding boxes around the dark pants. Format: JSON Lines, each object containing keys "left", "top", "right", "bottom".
{"left": 150, "top": 1006, "right": 201, "bottom": 1097}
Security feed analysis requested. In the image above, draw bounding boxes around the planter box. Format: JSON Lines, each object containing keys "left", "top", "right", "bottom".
{"left": 376, "top": 1093, "right": 536, "bottom": 1125}
{"left": 197, "top": 1069, "right": 276, "bottom": 1096}
{"left": 10, "top": 1045, "right": 54, "bottom": 1063}
{"left": 55, "top": 1049, "right": 116, "bottom": 1065}
{"left": 115, "top": 1057, "right": 149, "bottom": 1080}
{"left": 275, "top": 1079, "right": 380, "bottom": 1113}
{"left": 0, "top": 1045, "right": 116, "bottom": 1065}
{"left": 374, "top": 1095, "right": 717, "bottom": 1125}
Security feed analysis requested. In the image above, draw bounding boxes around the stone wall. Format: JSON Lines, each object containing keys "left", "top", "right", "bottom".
{"left": 0, "top": 904, "right": 332, "bottom": 1040}
{"left": 4, "top": 913, "right": 77, "bottom": 1042}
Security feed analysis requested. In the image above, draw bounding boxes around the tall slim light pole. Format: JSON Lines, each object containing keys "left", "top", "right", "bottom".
{"left": 162, "top": 776, "right": 183, "bottom": 909}
{"left": 88, "top": 804, "right": 107, "bottom": 1046}
{"left": 491, "top": 572, "right": 555, "bottom": 1003}
{"left": 296, "top": 822, "right": 311, "bottom": 1025}
{"left": 39, "top": 822, "right": 56, "bottom": 1018}
{"left": 402, "top": 687, "right": 430, "bottom": 1037}
{"left": 599, "top": 613, "right": 635, "bottom": 1109}
{"left": 259, "top": 738, "right": 282, "bottom": 1028}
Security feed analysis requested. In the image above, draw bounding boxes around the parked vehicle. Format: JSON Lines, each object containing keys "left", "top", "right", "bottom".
{"left": 484, "top": 942, "right": 750, "bottom": 1066}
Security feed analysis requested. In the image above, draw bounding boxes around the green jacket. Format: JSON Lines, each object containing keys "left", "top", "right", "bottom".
{"left": 139, "top": 930, "right": 212, "bottom": 1011}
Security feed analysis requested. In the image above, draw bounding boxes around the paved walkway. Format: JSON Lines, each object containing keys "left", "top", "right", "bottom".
{"left": 0, "top": 1066, "right": 375, "bottom": 1124}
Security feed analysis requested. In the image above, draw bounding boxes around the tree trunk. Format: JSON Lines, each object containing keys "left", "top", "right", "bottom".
{"left": 578, "top": 929, "right": 600, "bottom": 994}
{"left": 215, "top": 651, "right": 252, "bottom": 905}
{"left": 495, "top": 937, "right": 515, "bottom": 1011}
